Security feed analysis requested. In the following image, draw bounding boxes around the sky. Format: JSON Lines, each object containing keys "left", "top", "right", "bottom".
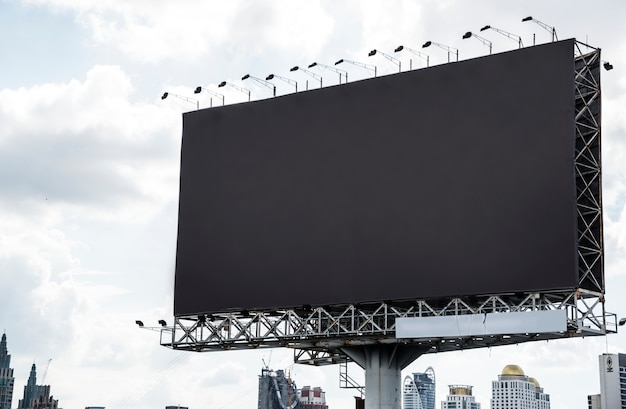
{"left": 1, "top": 0, "right": 626, "bottom": 408}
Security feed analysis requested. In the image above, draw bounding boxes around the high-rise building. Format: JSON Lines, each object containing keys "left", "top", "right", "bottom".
{"left": 598, "top": 353, "right": 626, "bottom": 408}
{"left": 441, "top": 385, "right": 480, "bottom": 409}
{"left": 299, "top": 386, "right": 328, "bottom": 409}
{"left": 403, "top": 367, "right": 435, "bottom": 409}
{"left": 17, "top": 363, "right": 59, "bottom": 409}
{"left": 258, "top": 368, "right": 300, "bottom": 409}
{"left": 0, "top": 334, "right": 15, "bottom": 409}
{"left": 490, "top": 364, "right": 550, "bottom": 409}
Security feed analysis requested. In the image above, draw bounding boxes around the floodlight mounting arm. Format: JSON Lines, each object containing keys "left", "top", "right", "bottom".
{"left": 266, "top": 74, "right": 298, "bottom": 92}
{"left": 480, "top": 25, "right": 523, "bottom": 48}
{"left": 218, "top": 81, "right": 251, "bottom": 101}
{"left": 335, "top": 59, "right": 377, "bottom": 77}
{"left": 422, "top": 41, "right": 459, "bottom": 62}
{"left": 462, "top": 32, "right": 492, "bottom": 55}
{"left": 242, "top": 74, "right": 276, "bottom": 97}
{"left": 522, "top": 16, "right": 558, "bottom": 42}
{"left": 290, "top": 66, "right": 323, "bottom": 88}
{"left": 194, "top": 86, "right": 225, "bottom": 106}
{"left": 161, "top": 92, "right": 199, "bottom": 110}
{"left": 368, "top": 49, "right": 401, "bottom": 73}
{"left": 394, "top": 46, "right": 430, "bottom": 68}
{"left": 308, "top": 62, "right": 348, "bottom": 84}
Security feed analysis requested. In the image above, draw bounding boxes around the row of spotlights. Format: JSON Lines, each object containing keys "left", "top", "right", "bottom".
{"left": 161, "top": 17, "right": 613, "bottom": 110}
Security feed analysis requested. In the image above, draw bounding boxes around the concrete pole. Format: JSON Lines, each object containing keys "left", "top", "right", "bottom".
{"left": 342, "top": 344, "right": 426, "bottom": 409}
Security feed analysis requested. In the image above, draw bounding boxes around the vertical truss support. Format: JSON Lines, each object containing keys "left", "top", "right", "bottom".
{"left": 574, "top": 41, "right": 604, "bottom": 295}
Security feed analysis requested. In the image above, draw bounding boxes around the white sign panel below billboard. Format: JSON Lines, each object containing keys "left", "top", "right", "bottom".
{"left": 396, "top": 309, "right": 567, "bottom": 338}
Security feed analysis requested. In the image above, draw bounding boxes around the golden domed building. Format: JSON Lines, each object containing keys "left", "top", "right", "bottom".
{"left": 490, "top": 364, "right": 550, "bottom": 409}
{"left": 442, "top": 384, "right": 481, "bottom": 409}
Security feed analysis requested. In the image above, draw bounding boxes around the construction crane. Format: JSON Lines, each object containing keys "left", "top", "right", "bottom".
{"left": 41, "top": 359, "right": 52, "bottom": 384}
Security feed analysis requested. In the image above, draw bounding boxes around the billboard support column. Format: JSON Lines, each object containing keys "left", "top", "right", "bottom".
{"left": 341, "top": 345, "right": 426, "bottom": 409}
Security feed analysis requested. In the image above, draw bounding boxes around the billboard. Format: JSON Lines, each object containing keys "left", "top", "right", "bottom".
{"left": 174, "top": 39, "right": 581, "bottom": 316}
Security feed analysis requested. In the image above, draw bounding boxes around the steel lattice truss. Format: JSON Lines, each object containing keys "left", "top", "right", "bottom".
{"left": 160, "top": 40, "right": 615, "bottom": 364}
{"left": 574, "top": 41, "right": 604, "bottom": 294}
{"left": 160, "top": 290, "right": 616, "bottom": 357}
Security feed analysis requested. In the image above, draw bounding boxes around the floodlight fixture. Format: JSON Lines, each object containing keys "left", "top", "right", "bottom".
{"left": 308, "top": 61, "right": 348, "bottom": 84}
{"left": 480, "top": 25, "right": 523, "bottom": 48}
{"left": 619, "top": 318, "right": 626, "bottom": 326}
{"left": 193, "top": 86, "right": 225, "bottom": 107}
{"left": 394, "top": 45, "right": 430, "bottom": 69}
{"left": 158, "top": 319, "right": 167, "bottom": 327}
{"left": 368, "top": 49, "right": 401, "bottom": 73}
{"left": 603, "top": 61, "right": 614, "bottom": 71}
{"left": 422, "top": 41, "right": 459, "bottom": 62}
{"left": 135, "top": 320, "right": 144, "bottom": 327}
{"left": 335, "top": 58, "right": 377, "bottom": 77}
{"left": 242, "top": 74, "right": 276, "bottom": 97}
{"left": 522, "top": 16, "right": 558, "bottom": 42}
{"left": 218, "top": 81, "right": 251, "bottom": 101}
{"left": 290, "top": 66, "right": 322, "bottom": 90}
{"left": 160, "top": 91, "right": 199, "bottom": 110}
{"left": 266, "top": 73, "right": 298, "bottom": 93}
{"left": 462, "top": 31, "right": 493, "bottom": 55}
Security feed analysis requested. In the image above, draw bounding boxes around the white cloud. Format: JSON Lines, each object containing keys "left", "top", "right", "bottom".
{"left": 23, "top": 0, "right": 335, "bottom": 64}
{"left": 0, "top": 64, "right": 181, "bottom": 223}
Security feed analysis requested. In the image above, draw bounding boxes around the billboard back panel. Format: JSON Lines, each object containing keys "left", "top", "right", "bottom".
{"left": 174, "top": 39, "right": 577, "bottom": 316}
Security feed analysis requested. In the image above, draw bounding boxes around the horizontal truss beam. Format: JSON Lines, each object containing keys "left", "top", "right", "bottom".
{"left": 160, "top": 290, "right": 616, "bottom": 360}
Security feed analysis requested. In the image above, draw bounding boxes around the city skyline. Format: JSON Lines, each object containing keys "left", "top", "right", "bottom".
{"left": 1, "top": 1, "right": 626, "bottom": 408}
{"left": 0, "top": 328, "right": 620, "bottom": 408}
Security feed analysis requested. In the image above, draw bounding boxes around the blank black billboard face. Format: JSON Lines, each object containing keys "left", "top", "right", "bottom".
{"left": 174, "top": 39, "right": 577, "bottom": 316}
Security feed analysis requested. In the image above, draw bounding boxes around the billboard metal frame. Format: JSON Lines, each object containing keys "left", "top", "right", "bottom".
{"left": 159, "top": 42, "right": 614, "bottom": 365}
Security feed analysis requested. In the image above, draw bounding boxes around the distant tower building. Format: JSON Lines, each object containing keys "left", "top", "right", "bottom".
{"left": 587, "top": 393, "right": 601, "bottom": 409}
{"left": 299, "top": 386, "right": 328, "bottom": 409}
{"left": 441, "top": 385, "right": 480, "bottom": 409}
{"left": 17, "top": 364, "right": 59, "bottom": 409}
{"left": 490, "top": 364, "right": 550, "bottom": 409}
{"left": 258, "top": 368, "right": 300, "bottom": 409}
{"left": 403, "top": 367, "right": 435, "bottom": 409}
{"left": 0, "top": 334, "right": 15, "bottom": 409}
{"left": 598, "top": 352, "right": 626, "bottom": 408}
